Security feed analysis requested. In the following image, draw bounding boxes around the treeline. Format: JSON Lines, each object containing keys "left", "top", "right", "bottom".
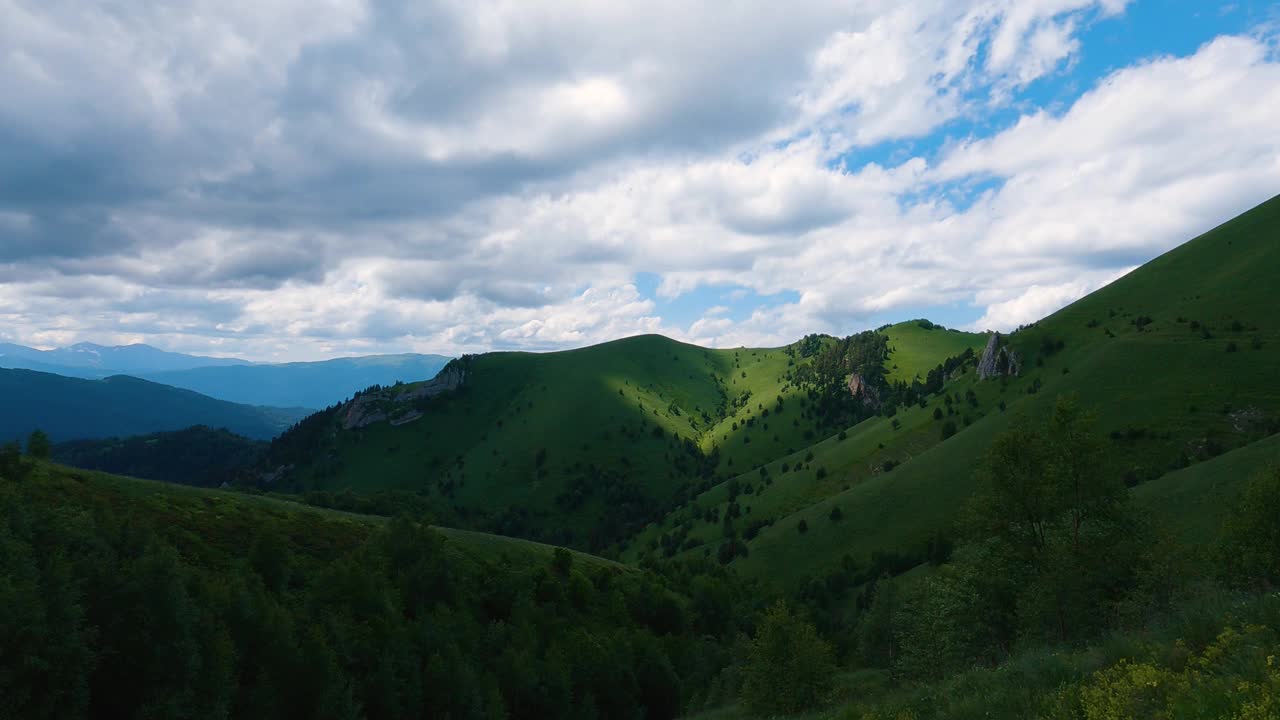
{"left": 792, "top": 331, "right": 979, "bottom": 431}
{"left": 52, "top": 425, "right": 265, "bottom": 487}
{"left": 0, "top": 461, "right": 763, "bottom": 720}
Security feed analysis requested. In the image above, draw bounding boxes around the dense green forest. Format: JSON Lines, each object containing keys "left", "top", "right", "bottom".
{"left": 0, "top": 458, "right": 761, "bottom": 720}
{"left": 3, "top": 408, "right": 1279, "bottom": 718}
{"left": 51, "top": 426, "right": 266, "bottom": 488}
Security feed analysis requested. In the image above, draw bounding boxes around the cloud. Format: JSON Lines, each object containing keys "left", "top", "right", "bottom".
{"left": 1, "top": 1, "right": 1276, "bottom": 360}
{"left": 968, "top": 275, "right": 1124, "bottom": 331}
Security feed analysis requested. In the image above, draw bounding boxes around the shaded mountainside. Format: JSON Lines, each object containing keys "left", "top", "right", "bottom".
{"left": 52, "top": 426, "right": 267, "bottom": 488}
{"left": 263, "top": 323, "right": 976, "bottom": 552}
{"left": 0, "top": 369, "right": 310, "bottom": 443}
{"left": 636, "top": 193, "right": 1280, "bottom": 587}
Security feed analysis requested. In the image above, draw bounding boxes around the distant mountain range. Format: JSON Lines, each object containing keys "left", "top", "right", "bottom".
{"left": 0, "top": 343, "right": 452, "bottom": 410}
{"left": 0, "top": 342, "right": 250, "bottom": 374}
{"left": 0, "top": 369, "right": 310, "bottom": 443}
{"left": 139, "top": 354, "right": 453, "bottom": 410}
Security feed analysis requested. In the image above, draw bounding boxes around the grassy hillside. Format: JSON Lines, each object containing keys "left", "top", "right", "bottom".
{"left": 1135, "top": 430, "right": 1280, "bottom": 545}
{"left": 16, "top": 460, "right": 621, "bottom": 569}
{"left": 267, "top": 327, "right": 972, "bottom": 552}
{"left": 0, "top": 369, "right": 310, "bottom": 442}
{"left": 672, "top": 193, "right": 1280, "bottom": 587}
{"left": 882, "top": 320, "right": 986, "bottom": 383}
{"left": 269, "top": 336, "right": 779, "bottom": 549}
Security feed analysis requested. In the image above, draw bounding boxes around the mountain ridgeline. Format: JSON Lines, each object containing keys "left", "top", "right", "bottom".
{"left": 262, "top": 321, "right": 986, "bottom": 552}
{"left": 0, "top": 345, "right": 453, "bottom": 411}
{"left": 0, "top": 370, "right": 310, "bottom": 443}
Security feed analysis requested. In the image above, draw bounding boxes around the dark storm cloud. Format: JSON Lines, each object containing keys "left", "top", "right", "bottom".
{"left": 0, "top": 207, "right": 137, "bottom": 262}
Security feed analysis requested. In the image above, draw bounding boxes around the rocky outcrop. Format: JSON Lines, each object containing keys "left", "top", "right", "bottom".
{"left": 342, "top": 361, "right": 467, "bottom": 430}
{"left": 976, "top": 333, "right": 1022, "bottom": 380}
{"left": 343, "top": 401, "right": 386, "bottom": 429}
{"left": 847, "top": 372, "right": 882, "bottom": 409}
{"left": 403, "top": 362, "right": 466, "bottom": 401}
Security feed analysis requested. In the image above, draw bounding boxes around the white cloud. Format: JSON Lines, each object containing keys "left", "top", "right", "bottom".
{"left": 968, "top": 274, "right": 1124, "bottom": 331}
{"left": 2, "top": 1, "right": 1277, "bottom": 359}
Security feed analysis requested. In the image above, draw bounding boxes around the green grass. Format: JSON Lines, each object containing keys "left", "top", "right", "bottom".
{"left": 643, "top": 193, "right": 1280, "bottom": 588}
{"left": 279, "top": 194, "right": 1280, "bottom": 586}
{"left": 1135, "top": 431, "right": 1280, "bottom": 545}
{"left": 278, "top": 328, "right": 975, "bottom": 550}
{"left": 17, "top": 461, "right": 621, "bottom": 570}
{"left": 882, "top": 321, "right": 986, "bottom": 383}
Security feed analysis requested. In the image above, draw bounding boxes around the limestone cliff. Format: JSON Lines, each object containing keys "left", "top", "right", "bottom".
{"left": 847, "top": 372, "right": 882, "bottom": 409}
{"left": 342, "top": 361, "right": 467, "bottom": 430}
{"left": 976, "top": 333, "right": 1022, "bottom": 380}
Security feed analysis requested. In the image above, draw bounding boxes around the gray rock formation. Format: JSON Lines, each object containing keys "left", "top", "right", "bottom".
{"left": 976, "top": 333, "right": 1022, "bottom": 380}
{"left": 847, "top": 372, "right": 882, "bottom": 409}
{"left": 404, "top": 362, "right": 466, "bottom": 401}
{"left": 342, "top": 361, "right": 467, "bottom": 430}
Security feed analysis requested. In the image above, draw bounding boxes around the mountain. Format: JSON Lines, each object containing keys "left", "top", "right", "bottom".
{"left": 263, "top": 195, "right": 1280, "bottom": 577}
{"left": 138, "top": 354, "right": 453, "bottom": 410}
{"left": 6, "top": 197, "right": 1280, "bottom": 720}
{"left": 0, "top": 342, "right": 452, "bottom": 410}
{"left": 0, "top": 342, "right": 250, "bottom": 375}
{"left": 0, "top": 369, "right": 310, "bottom": 443}
{"left": 635, "top": 192, "right": 1280, "bottom": 587}
{"left": 262, "top": 322, "right": 985, "bottom": 551}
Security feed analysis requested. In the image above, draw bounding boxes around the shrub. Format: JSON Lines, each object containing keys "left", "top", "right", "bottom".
{"left": 941, "top": 421, "right": 958, "bottom": 440}
{"left": 740, "top": 603, "right": 836, "bottom": 716}
{"left": 25, "top": 430, "right": 50, "bottom": 460}
{"left": 798, "top": 519, "right": 809, "bottom": 534}
{"left": 0, "top": 441, "right": 26, "bottom": 481}
{"left": 1218, "top": 466, "right": 1280, "bottom": 589}
{"left": 552, "top": 547, "right": 573, "bottom": 577}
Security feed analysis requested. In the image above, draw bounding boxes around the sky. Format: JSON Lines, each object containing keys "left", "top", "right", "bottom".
{"left": 1, "top": 0, "right": 1279, "bottom": 362}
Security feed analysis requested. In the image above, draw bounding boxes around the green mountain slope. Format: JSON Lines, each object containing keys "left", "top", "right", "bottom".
{"left": 16, "top": 460, "right": 621, "bottom": 568}
{"left": 1134, "top": 430, "right": 1280, "bottom": 544}
{"left": 0, "top": 369, "right": 310, "bottom": 442}
{"left": 690, "top": 193, "right": 1280, "bottom": 587}
{"left": 265, "top": 326, "right": 974, "bottom": 552}
{"left": 883, "top": 320, "right": 986, "bottom": 383}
